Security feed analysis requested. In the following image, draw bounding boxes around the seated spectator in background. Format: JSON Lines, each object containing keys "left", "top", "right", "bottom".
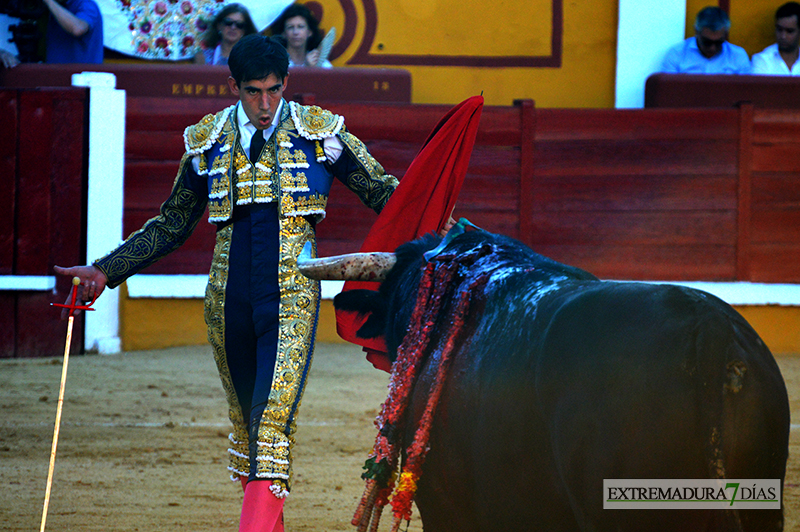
{"left": 0, "top": 49, "right": 18, "bottom": 67}
{"left": 661, "top": 6, "right": 751, "bottom": 74}
{"left": 194, "top": 3, "right": 257, "bottom": 66}
{"left": 0, "top": 14, "right": 19, "bottom": 67}
{"left": 44, "top": 0, "right": 103, "bottom": 64}
{"left": 268, "top": 3, "right": 332, "bottom": 68}
{"left": 752, "top": 2, "right": 800, "bottom": 75}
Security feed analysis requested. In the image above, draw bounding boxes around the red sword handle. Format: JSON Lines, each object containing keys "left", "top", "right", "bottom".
{"left": 51, "top": 277, "right": 97, "bottom": 315}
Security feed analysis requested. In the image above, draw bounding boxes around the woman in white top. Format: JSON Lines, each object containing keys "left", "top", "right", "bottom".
{"left": 195, "top": 3, "right": 257, "bottom": 66}
{"left": 268, "top": 4, "right": 332, "bottom": 68}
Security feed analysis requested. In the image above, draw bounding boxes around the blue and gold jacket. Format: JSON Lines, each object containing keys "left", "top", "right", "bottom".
{"left": 96, "top": 100, "right": 398, "bottom": 287}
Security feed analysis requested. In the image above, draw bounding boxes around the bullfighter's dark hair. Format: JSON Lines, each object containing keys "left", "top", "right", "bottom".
{"left": 228, "top": 34, "right": 289, "bottom": 86}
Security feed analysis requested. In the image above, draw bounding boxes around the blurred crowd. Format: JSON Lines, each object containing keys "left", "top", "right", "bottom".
{"left": 660, "top": 4, "right": 800, "bottom": 76}
{"left": 0, "top": 0, "right": 334, "bottom": 69}
{"left": 1, "top": 2, "right": 799, "bottom": 78}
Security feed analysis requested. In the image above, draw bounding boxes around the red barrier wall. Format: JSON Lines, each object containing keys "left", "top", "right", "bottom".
{"left": 645, "top": 74, "right": 800, "bottom": 110}
{"left": 124, "top": 99, "right": 800, "bottom": 284}
{"left": 0, "top": 63, "right": 412, "bottom": 104}
{"left": 0, "top": 88, "right": 88, "bottom": 358}
{"left": 5, "top": 89, "right": 800, "bottom": 356}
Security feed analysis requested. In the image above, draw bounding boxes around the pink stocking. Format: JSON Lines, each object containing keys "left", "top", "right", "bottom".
{"left": 239, "top": 480, "right": 285, "bottom": 532}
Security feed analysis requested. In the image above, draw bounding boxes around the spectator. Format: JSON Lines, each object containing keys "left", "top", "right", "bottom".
{"left": 0, "top": 49, "right": 18, "bottom": 67}
{"left": 0, "top": 14, "right": 20, "bottom": 67}
{"left": 194, "top": 3, "right": 257, "bottom": 66}
{"left": 43, "top": 0, "right": 103, "bottom": 64}
{"left": 661, "top": 6, "right": 751, "bottom": 74}
{"left": 752, "top": 2, "right": 800, "bottom": 75}
{"left": 268, "top": 3, "right": 332, "bottom": 68}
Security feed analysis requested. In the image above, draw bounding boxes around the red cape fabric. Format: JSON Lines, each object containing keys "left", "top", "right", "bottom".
{"left": 334, "top": 95, "right": 484, "bottom": 371}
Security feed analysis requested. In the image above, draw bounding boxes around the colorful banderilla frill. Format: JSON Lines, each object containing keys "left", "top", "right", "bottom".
{"left": 352, "top": 250, "right": 490, "bottom": 532}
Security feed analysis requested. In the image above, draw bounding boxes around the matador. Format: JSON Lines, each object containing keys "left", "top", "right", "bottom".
{"left": 55, "top": 34, "right": 398, "bottom": 532}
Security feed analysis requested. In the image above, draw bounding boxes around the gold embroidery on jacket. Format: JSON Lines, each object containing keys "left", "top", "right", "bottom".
{"left": 204, "top": 111, "right": 237, "bottom": 222}
{"left": 210, "top": 151, "right": 231, "bottom": 177}
{"left": 205, "top": 225, "right": 250, "bottom": 480}
{"left": 278, "top": 146, "right": 292, "bottom": 167}
{"left": 276, "top": 130, "right": 292, "bottom": 147}
{"left": 292, "top": 149, "right": 309, "bottom": 167}
{"left": 337, "top": 129, "right": 399, "bottom": 212}
{"left": 236, "top": 134, "right": 278, "bottom": 205}
{"left": 289, "top": 101, "right": 344, "bottom": 139}
{"left": 280, "top": 193, "right": 327, "bottom": 216}
{"left": 281, "top": 171, "right": 309, "bottom": 192}
{"left": 208, "top": 195, "right": 232, "bottom": 221}
{"left": 93, "top": 154, "right": 206, "bottom": 288}
{"left": 183, "top": 105, "right": 234, "bottom": 155}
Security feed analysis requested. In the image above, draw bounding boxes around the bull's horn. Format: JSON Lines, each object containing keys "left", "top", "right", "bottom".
{"left": 297, "top": 242, "right": 396, "bottom": 281}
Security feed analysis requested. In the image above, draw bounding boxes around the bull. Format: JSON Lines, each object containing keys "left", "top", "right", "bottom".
{"left": 299, "top": 227, "right": 790, "bottom": 531}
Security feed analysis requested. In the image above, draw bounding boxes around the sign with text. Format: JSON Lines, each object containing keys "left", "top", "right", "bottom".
{"left": 603, "top": 479, "right": 781, "bottom": 510}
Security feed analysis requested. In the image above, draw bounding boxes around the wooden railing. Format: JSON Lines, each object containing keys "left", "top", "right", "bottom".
{"left": 125, "top": 99, "right": 800, "bottom": 283}
{"left": 4, "top": 86, "right": 800, "bottom": 357}
{"left": 0, "top": 88, "right": 89, "bottom": 358}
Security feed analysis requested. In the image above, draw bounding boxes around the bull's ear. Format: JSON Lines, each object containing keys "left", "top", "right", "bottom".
{"left": 355, "top": 310, "right": 389, "bottom": 338}
{"left": 333, "top": 290, "right": 387, "bottom": 339}
{"left": 334, "top": 289, "right": 382, "bottom": 313}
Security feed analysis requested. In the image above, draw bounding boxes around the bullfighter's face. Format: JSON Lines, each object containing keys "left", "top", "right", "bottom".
{"left": 227, "top": 73, "right": 287, "bottom": 130}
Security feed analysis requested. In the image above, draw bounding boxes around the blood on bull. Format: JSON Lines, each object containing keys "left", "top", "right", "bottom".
{"left": 299, "top": 224, "right": 790, "bottom": 532}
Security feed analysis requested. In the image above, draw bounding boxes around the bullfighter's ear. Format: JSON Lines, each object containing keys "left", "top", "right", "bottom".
{"left": 333, "top": 290, "right": 387, "bottom": 339}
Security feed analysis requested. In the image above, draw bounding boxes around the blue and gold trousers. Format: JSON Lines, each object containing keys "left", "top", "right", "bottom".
{"left": 204, "top": 203, "right": 320, "bottom": 494}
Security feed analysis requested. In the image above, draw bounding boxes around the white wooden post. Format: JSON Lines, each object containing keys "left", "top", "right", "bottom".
{"left": 615, "top": 0, "right": 686, "bottom": 108}
{"left": 72, "top": 72, "right": 125, "bottom": 354}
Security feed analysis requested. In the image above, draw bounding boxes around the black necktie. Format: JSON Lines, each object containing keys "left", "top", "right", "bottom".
{"left": 250, "top": 130, "right": 266, "bottom": 162}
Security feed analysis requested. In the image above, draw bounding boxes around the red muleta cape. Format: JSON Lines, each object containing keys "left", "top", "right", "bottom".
{"left": 335, "top": 95, "right": 484, "bottom": 371}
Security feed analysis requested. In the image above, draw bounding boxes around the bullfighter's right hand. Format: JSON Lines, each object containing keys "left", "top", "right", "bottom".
{"left": 53, "top": 264, "right": 108, "bottom": 318}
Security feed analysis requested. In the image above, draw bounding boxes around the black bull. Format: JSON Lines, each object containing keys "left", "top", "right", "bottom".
{"left": 329, "top": 230, "right": 790, "bottom": 531}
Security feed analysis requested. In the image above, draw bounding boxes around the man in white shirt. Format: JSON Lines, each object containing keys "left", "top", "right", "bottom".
{"left": 752, "top": 2, "right": 800, "bottom": 75}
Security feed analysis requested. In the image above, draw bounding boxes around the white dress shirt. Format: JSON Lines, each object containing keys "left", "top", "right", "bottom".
{"left": 237, "top": 101, "right": 344, "bottom": 162}
{"left": 751, "top": 43, "right": 800, "bottom": 75}
{"left": 193, "top": 101, "right": 344, "bottom": 173}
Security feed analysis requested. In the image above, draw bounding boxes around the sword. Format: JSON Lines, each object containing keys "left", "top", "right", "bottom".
{"left": 41, "top": 277, "right": 96, "bottom": 532}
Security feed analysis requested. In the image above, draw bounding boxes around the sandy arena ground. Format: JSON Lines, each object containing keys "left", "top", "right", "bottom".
{"left": 0, "top": 343, "right": 798, "bottom": 531}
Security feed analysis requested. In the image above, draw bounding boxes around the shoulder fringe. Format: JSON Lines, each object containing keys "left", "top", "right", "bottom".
{"left": 289, "top": 100, "right": 344, "bottom": 140}
{"left": 184, "top": 105, "right": 235, "bottom": 155}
